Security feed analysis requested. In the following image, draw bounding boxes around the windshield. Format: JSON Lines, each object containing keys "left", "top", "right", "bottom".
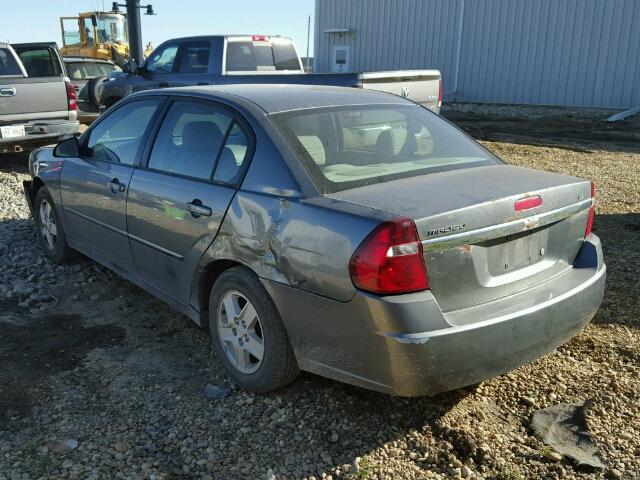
{"left": 270, "top": 104, "right": 501, "bottom": 193}
{"left": 66, "top": 61, "right": 117, "bottom": 80}
{"left": 96, "top": 14, "right": 128, "bottom": 44}
{"left": 226, "top": 38, "right": 301, "bottom": 72}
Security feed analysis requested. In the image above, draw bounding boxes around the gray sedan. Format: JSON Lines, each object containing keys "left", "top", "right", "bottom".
{"left": 23, "top": 85, "right": 605, "bottom": 396}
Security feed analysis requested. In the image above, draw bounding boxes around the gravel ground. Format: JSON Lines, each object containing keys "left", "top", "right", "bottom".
{"left": 0, "top": 106, "right": 638, "bottom": 480}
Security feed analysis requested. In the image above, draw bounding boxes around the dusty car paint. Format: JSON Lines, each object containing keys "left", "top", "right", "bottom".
{"left": 24, "top": 85, "right": 605, "bottom": 396}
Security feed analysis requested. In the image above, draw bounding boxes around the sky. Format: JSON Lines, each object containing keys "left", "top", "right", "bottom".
{"left": 3, "top": 0, "right": 315, "bottom": 56}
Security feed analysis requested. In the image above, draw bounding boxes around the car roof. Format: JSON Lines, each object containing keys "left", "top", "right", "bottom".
{"left": 63, "top": 57, "right": 115, "bottom": 64}
{"left": 156, "top": 84, "right": 412, "bottom": 114}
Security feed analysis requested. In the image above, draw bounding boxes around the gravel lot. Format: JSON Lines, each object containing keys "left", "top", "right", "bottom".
{"left": 1, "top": 106, "right": 638, "bottom": 480}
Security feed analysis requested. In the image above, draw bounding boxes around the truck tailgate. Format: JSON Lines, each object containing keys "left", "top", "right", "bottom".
{"left": 359, "top": 70, "right": 441, "bottom": 113}
{"left": 0, "top": 76, "right": 68, "bottom": 124}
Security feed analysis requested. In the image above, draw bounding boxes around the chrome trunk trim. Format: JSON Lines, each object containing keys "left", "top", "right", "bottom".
{"left": 421, "top": 198, "right": 592, "bottom": 252}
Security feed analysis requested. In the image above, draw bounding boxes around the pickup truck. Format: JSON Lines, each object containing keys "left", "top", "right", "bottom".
{"left": 0, "top": 42, "right": 80, "bottom": 154}
{"left": 99, "top": 35, "right": 442, "bottom": 112}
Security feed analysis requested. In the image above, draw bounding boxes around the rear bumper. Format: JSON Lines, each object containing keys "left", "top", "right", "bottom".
{"left": 0, "top": 119, "right": 80, "bottom": 152}
{"left": 264, "top": 235, "right": 606, "bottom": 396}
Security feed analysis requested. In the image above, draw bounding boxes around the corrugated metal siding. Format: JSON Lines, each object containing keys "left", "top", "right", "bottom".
{"left": 314, "top": 0, "right": 640, "bottom": 108}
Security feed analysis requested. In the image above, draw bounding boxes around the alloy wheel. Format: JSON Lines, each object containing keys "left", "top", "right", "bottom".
{"left": 217, "top": 290, "right": 265, "bottom": 374}
{"left": 39, "top": 199, "right": 57, "bottom": 250}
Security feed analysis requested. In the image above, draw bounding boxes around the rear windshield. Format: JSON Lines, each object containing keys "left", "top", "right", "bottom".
{"left": 270, "top": 104, "right": 501, "bottom": 193}
{"left": 0, "top": 48, "right": 23, "bottom": 76}
{"left": 226, "top": 39, "right": 301, "bottom": 72}
{"left": 13, "top": 47, "right": 62, "bottom": 77}
{"left": 66, "top": 61, "right": 117, "bottom": 80}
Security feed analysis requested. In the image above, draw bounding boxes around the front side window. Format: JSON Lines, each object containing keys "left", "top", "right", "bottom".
{"left": 270, "top": 104, "right": 501, "bottom": 193}
{"left": 87, "top": 99, "right": 162, "bottom": 165}
{"left": 0, "top": 48, "right": 23, "bottom": 76}
{"left": 95, "top": 14, "right": 128, "bottom": 44}
{"left": 178, "top": 41, "right": 210, "bottom": 73}
{"left": 13, "top": 47, "right": 61, "bottom": 77}
{"left": 147, "top": 101, "right": 250, "bottom": 183}
{"left": 145, "top": 43, "right": 178, "bottom": 73}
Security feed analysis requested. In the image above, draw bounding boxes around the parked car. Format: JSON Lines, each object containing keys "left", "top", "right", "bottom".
{"left": 63, "top": 57, "right": 119, "bottom": 122}
{"left": 0, "top": 42, "right": 79, "bottom": 154}
{"left": 23, "top": 85, "right": 605, "bottom": 396}
{"left": 99, "top": 35, "right": 442, "bottom": 112}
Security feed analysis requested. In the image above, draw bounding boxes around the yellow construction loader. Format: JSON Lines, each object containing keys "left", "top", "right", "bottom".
{"left": 60, "top": 11, "right": 136, "bottom": 67}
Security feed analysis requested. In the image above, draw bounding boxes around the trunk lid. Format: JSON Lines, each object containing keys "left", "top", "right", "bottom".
{"left": 327, "top": 165, "right": 592, "bottom": 311}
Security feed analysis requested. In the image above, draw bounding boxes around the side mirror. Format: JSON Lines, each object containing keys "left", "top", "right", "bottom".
{"left": 91, "top": 15, "right": 98, "bottom": 27}
{"left": 53, "top": 136, "right": 80, "bottom": 158}
{"left": 124, "top": 59, "right": 139, "bottom": 74}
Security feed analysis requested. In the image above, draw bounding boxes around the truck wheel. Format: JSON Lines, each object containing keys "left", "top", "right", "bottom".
{"left": 34, "top": 187, "right": 75, "bottom": 263}
{"left": 87, "top": 76, "right": 108, "bottom": 110}
{"left": 209, "top": 266, "right": 299, "bottom": 393}
{"left": 102, "top": 96, "right": 122, "bottom": 109}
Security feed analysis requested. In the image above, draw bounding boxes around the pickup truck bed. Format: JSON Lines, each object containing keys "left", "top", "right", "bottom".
{"left": 99, "top": 35, "right": 442, "bottom": 113}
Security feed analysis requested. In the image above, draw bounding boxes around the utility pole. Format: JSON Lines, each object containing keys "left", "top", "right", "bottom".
{"left": 305, "top": 14, "right": 311, "bottom": 72}
{"left": 112, "top": 1, "right": 155, "bottom": 65}
{"left": 126, "top": 0, "right": 143, "bottom": 65}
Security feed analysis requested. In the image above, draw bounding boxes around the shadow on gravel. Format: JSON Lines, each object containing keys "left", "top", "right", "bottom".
{"left": 0, "top": 152, "right": 29, "bottom": 173}
{"left": 592, "top": 213, "right": 640, "bottom": 328}
{"left": 443, "top": 110, "right": 640, "bottom": 154}
{"left": 0, "top": 313, "right": 126, "bottom": 430}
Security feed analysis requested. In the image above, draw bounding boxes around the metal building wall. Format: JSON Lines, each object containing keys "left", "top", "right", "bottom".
{"left": 314, "top": 0, "right": 640, "bottom": 108}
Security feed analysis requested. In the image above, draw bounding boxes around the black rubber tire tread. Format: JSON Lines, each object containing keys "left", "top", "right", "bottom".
{"left": 87, "top": 76, "right": 107, "bottom": 110}
{"left": 34, "top": 186, "right": 76, "bottom": 264}
{"left": 208, "top": 266, "right": 299, "bottom": 393}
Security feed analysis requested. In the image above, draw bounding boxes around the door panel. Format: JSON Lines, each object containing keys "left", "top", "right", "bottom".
{"left": 126, "top": 99, "right": 252, "bottom": 303}
{"left": 127, "top": 172, "right": 236, "bottom": 301}
{"left": 59, "top": 98, "right": 163, "bottom": 271}
{"left": 60, "top": 159, "right": 135, "bottom": 269}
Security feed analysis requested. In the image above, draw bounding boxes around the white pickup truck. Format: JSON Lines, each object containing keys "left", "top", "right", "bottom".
{"left": 99, "top": 35, "right": 442, "bottom": 113}
{"left": 0, "top": 42, "right": 79, "bottom": 154}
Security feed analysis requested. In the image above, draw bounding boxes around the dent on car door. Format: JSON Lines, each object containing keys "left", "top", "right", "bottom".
{"left": 126, "top": 99, "right": 252, "bottom": 303}
{"left": 59, "top": 98, "right": 163, "bottom": 271}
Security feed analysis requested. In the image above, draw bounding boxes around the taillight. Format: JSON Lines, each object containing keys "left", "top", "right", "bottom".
{"left": 65, "top": 81, "right": 77, "bottom": 111}
{"left": 349, "top": 218, "right": 429, "bottom": 295}
{"left": 585, "top": 181, "right": 595, "bottom": 237}
{"left": 437, "top": 79, "right": 443, "bottom": 108}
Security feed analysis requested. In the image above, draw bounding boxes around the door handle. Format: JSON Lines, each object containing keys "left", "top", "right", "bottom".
{"left": 196, "top": 82, "right": 209, "bottom": 86}
{"left": 186, "top": 200, "right": 212, "bottom": 218}
{"left": 158, "top": 82, "right": 169, "bottom": 88}
{"left": 0, "top": 87, "right": 16, "bottom": 97}
{"left": 107, "top": 178, "right": 125, "bottom": 193}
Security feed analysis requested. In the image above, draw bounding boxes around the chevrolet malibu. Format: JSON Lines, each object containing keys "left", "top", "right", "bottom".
{"left": 24, "top": 85, "right": 606, "bottom": 396}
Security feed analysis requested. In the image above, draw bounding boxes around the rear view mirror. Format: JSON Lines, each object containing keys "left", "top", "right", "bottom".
{"left": 53, "top": 136, "right": 80, "bottom": 158}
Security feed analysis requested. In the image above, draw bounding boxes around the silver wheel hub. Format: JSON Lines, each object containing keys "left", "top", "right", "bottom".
{"left": 217, "top": 290, "right": 264, "bottom": 374}
{"left": 39, "top": 199, "right": 57, "bottom": 250}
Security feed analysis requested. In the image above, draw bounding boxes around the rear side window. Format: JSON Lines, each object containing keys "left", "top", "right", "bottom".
{"left": 226, "top": 38, "right": 301, "bottom": 72}
{"left": 147, "top": 101, "right": 250, "bottom": 184}
{"left": 270, "top": 104, "right": 500, "bottom": 193}
{"left": 87, "top": 99, "right": 162, "bottom": 165}
{"left": 14, "top": 47, "right": 62, "bottom": 77}
{"left": 178, "top": 41, "right": 210, "bottom": 73}
{"left": 0, "top": 48, "right": 22, "bottom": 76}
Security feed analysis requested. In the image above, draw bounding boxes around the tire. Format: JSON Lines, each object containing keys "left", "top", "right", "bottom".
{"left": 34, "top": 187, "right": 75, "bottom": 264}
{"left": 87, "top": 76, "right": 108, "bottom": 110}
{"left": 209, "top": 266, "right": 299, "bottom": 393}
